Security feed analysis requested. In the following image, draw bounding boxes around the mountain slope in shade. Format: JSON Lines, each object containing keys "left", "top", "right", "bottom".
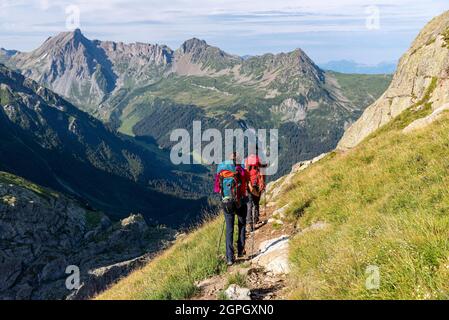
{"left": 0, "top": 171, "right": 176, "bottom": 299}
{"left": 338, "top": 10, "right": 449, "bottom": 150}
{"left": 0, "top": 64, "right": 208, "bottom": 226}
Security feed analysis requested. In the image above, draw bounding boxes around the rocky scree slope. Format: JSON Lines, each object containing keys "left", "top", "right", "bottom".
{"left": 0, "top": 171, "right": 175, "bottom": 300}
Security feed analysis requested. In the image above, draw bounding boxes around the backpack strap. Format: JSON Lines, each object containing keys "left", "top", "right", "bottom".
{"left": 219, "top": 174, "right": 224, "bottom": 198}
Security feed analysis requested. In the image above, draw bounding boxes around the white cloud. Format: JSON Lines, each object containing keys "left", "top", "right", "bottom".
{"left": 0, "top": 0, "right": 448, "bottom": 63}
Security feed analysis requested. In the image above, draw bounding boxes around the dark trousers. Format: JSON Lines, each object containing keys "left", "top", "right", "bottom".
{"left": 247, "top": 193, "right": 260, "bottom": 230}
{"left": 223, "top": 200, "right": 247, "bottom": 262}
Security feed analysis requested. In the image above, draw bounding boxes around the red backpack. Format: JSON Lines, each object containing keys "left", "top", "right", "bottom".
{"left": 245, "top": 155, "right": 265, "bottom": 193}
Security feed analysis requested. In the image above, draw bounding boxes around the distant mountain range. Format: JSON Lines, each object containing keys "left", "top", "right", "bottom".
{"left": 319, "top": 60, "right": 397, "bottom": 74}
{"left": 0, "top": 30, "right": 392, "bottom": 178}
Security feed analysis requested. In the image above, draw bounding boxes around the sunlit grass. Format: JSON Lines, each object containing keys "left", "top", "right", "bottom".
{"left": 281, "top": 110, "right": 449, "bottom": 300}
{"left": 96, "top": 215, "right": 227, "bottom": 300}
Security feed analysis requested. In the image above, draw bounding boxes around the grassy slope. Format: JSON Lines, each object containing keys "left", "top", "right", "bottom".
{"left": 283, "top": 113, "right": 449, "bottom": 300}
{"left": 97, "top": 83, "right": 448, "bottom": 301}
{"left": 96, "top": 216, "right": 227, "bottom": 300}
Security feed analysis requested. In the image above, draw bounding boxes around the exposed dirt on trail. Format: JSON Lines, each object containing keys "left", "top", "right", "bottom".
{"left": 192, "top": 204, "right": 296, "bottom": 300}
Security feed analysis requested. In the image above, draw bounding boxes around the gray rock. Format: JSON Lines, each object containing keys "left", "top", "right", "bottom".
{"left": 224, "top": 284, "right": 251, "bottom": 300}
{"left": 0, "top": 179, "right": 175, "bottom": 300}
{"left": 252, "top": 236, "right": 290, "bottom": 275}
{"left": 0, "top": 259, "right": 22, "bottom": 291}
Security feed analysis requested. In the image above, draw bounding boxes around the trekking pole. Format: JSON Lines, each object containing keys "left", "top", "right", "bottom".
{"left": 264, "top": 189, "right": 267, "bottom": 221}
{"left": 250, "top": 198, "right": 255, "bottom": 266}
{"left": 215, "top": 214, "right": 226, "bottom": 273}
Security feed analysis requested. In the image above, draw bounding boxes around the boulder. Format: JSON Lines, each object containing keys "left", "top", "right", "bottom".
{"left": 252, "top": 236, "right": 290, "bottom": 275}
{"left": 224, "top": 284, "right": 251, "bottom": 300}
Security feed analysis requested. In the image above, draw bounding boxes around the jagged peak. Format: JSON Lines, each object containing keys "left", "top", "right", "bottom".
{"left": 179, "top": 38, "right": 209, "bottom": 54}
{"left": 0, "top": 48, "right": 18, "bottom": 56}
{"left": 43, "top": 28, "right": 89, "bottom": 49}
{"left": 176, "top": 37, "right": 243, "bottom": 69}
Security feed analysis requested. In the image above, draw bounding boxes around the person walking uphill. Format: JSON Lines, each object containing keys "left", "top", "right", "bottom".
{"left": 245, "top": 154, "right": 266, "bottom": 232}
{"left": 215, "top": 153, "right": 248, "bottom": 266}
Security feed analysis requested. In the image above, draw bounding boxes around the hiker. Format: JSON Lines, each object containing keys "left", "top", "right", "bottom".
{"left": 215, "top": 153, "right": 248, "bottom": 266}
{"left": 245, "top": 154, "right": 265, "bottom": 232}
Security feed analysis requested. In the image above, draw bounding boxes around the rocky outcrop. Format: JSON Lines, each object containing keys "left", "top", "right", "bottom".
{"left": 0, "top": 173, "right": 175, "bottom": 300}
{"left": 338, "top": 10, "right": 449, "bottom": 150}
{"left": 270, "top": 98, "right": 307, "bottom": 123}
{"left": 403, "top": 103, "right": 449, "bottom": 133}
{"left": 173, "top": 38, "right": 242, "bottom": 74}
{"left": 0, "top": 48, "right": 18, "bottom": 64}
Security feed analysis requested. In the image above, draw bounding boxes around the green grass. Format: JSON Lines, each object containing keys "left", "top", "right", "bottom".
{"left": 0, "top": 171, "right": 58, "bottom": 200}
{"left": 96, "top": 215, "right": 228, "bottom": 300}
{"left": 280, "top": 107, "right": 449, "bottom": 299}
{"left": 217, "top": 290, "right": 229, "bottom": 300}
{"left": 0, "top": 87, "right": 12, "bottom": 105}
{"left": 85, "top": 211, "right": 104, "bottom": 230}
{"left": 330, "top": 72, "right": 392, "bottom": 110}
{"left": 135, "top": 76, "right": 240, "bottom": 108}
{"left": 226, "top": 272, "right": 248, "bottom": 288}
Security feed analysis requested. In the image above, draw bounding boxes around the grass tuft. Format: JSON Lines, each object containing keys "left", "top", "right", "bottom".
{"left": 226, "top": 272, "right": 248, "bottom": 288}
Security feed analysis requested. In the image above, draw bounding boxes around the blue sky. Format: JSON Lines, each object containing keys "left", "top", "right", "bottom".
{"left": 1, "top": 0, "right": 448, "bottom": 64}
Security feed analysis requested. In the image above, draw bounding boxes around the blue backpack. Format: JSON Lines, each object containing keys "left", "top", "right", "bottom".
{"left": 217, "top": 160, "right": 240, "bottom": 204}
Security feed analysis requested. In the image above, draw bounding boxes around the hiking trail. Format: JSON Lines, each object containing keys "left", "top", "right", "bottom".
{"left": 192, "top": 203, "right": 296, "bottom": 300}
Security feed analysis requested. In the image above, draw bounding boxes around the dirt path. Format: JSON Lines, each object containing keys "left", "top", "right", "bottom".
{"left": 192, "top": 203, "right": 296, "bottom": 300}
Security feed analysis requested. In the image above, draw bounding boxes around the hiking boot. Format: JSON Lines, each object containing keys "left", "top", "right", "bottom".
{"left": 237, "top": 250, "right": 246, "bottom": 258}
{"left": 227, "top": 260, "right": 234, "bottom": 266}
